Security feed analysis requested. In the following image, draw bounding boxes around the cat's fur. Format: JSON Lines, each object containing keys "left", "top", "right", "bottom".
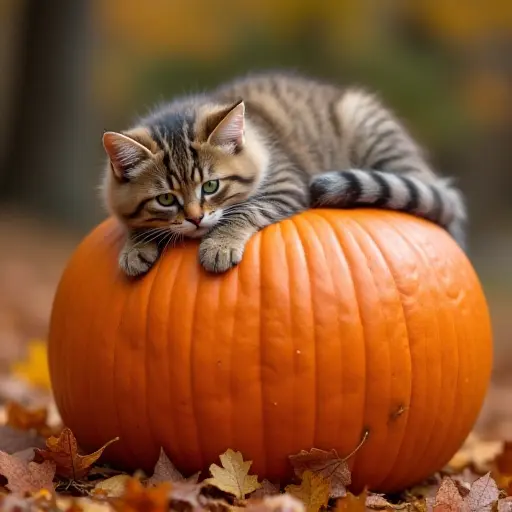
{"left": 101, "top": 72, "right": 466, "bottom": 276}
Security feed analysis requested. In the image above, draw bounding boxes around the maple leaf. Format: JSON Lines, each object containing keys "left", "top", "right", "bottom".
{"left": 246, "top": 494, "right": 305, "bottom": 512}
{"left": 112, "top": 478, "right": 170, "bottom": 512}
{"left": 432, "top": 477, "right": 469, "bottom": 511}
{"left": 205, "top": 449, "right": 261, "bottom": 499}
{"left": 93, "top": 474, "right": 131, "bottom": 498}
{"left": 465, "top": 473, "right": 499, "bottom": 512}
{"left": 11, "top": 339, "right": 51, "bottom": 390}
{"left": 35, "top": 427, "right": 118, "bottom": 480}
{"left": 0, "top": 450, "right": 55, "bottom": 493}
{"left": 289, "top": 448, "right": 351, "bottom": 499}
{"left": 285, "top": 471, "right": 330, "bottom": 512}
{"left": 147, "top": 447, "right": 200, "bottom": 486}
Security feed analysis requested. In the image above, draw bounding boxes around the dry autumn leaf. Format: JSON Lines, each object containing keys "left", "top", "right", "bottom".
{"left": 251, "top": 479, "right": 281, "bottom": 498}
{"left": 6, "top": 401, "right": 47, "bottom": 433}
{"left": 35, "top": 427, "right": 118, "bottom": 480}
{"left": 205, "top": 448, "right": 261, "bottom": 499}
{"left": 465, "top": 472, "right": 499, "bottom": 511}
{"left": 289, "top": 448, "right": 351, "bottom": 499}
{"left": 498, "top": 497, "right": 512, "bottom": 512}
{"left": 365, "top": 492, "right": 409, "bottom": 510}
{"left": 0, "top": 451, "right": 55, "bottom": 493}
{"left": 432, "top": 477, "right": 469, "bottom": 511}
{"left": 10, "top": 339, "right": 51, "bottom": 390}
{"left": 147, "top": 447, "right": 200, "bottom": 486}
{"left": 285, "top": 471, "right": 330, "bottom": 512}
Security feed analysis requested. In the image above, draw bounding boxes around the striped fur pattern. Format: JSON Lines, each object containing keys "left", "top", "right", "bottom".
{"left": 101, "top": 72, "right": 466, "bottom": 276}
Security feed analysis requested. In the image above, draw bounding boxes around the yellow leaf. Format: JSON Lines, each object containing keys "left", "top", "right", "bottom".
{"left": 11, "top": 339, "right": 51, "bottom": 390}
{"left": 285, "top": 471, "right": 330, "bottom": 512}
{"left": 205, "top": 448, "right": 261, "bottom": 499}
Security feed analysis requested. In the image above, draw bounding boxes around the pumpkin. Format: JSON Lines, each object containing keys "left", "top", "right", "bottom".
{"left": 48, "top": 209, "right": 492, "bottom": 493}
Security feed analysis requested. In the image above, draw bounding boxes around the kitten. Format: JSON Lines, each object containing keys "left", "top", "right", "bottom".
{"left": 101, "top": 72, "right": 466, "bottom": 277}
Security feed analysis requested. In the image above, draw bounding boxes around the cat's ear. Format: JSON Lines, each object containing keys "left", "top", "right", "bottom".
{"left": 102, "top": 131, "right": 153, "bottom": 180}
{"left": 207, "top": 100, "right": 245, "bottom": 153}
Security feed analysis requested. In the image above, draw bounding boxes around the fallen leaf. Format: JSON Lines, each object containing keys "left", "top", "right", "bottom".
{"left": 433, "top": 477, "right": 469, "bottom": 511}
{"left": 366, "top": 492, "right": 408, "bottom": 510}
{"left": 289, "top": 448, "right": 351, "bottom": 499}
{"left": 205, "top": 449, "right": 261, "bottom": 499}
{"left": 335, "top": 490, "right": 366, "bottom": 511}
{"left": 496, "top": 442, "right": 512, "bottom": 476}
{"left": 93, "top": 474, "right": 131, "bottom": 498}
{"left": 0, "top": 425, "right": 45, "bottom": 454}
{"left": 0, "top": 451, "right": 55, "bottom": 493}
{"left": 285, "top": 471, "right": 330, "bottom": 512}
{"left": 112, "top": 478, "right": 170, "bottom": 512}
{"left": 147, "top": 447, "right": 199, "bottom": 486}
{"left": 246, "top": 494, "right": 305, "bottom": 512}
{"left": 11, "top": 340, "right": 51, "bottom": 390}
{"left": 497, "top": 497, "right": 512, "bottom": 512}
{"left": 35, "top": 427, "right": 118, "bottom": 480}
{"left": 447, "top": 434, "right": 503, "bottom": 474}
{"left": 168, "top": 480, "right": 203, "bottom": 508}
{"left": 465, "top": 472, "right": 499, "bottom": 512}
{"left": 251, "top": 479, "right": 281, "bottom": 498}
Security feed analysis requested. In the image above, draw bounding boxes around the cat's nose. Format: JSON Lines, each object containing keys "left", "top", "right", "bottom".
{"left": 186, "top": 214, "right": 204, "bottom": 227}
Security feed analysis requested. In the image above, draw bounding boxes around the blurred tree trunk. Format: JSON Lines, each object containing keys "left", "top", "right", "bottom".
{"left": 1, "top": 0, "right": 102, "bottom": 232}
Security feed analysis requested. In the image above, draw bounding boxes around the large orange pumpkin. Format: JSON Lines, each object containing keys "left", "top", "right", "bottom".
{"left": 48, "top": 209, "right": 492, "bottom": 492}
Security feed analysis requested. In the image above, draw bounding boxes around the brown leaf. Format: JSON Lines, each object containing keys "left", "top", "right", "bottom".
{"left": 289, "top": 448, "right": 351, "bottom": 499}
{"left": 35, "top": 427, "right": 118, "bottom": 480}
{"left": 251, "top": 479, "right": 281, "bottom": 498}
{"left": 246, "top": 494, "right": 305, "bottom": 512}
{"left": 6, "top": 402, "right": 48, "bottom": 433}
{"left": 366, "top": 492, "right": 408, "bottom": 510}
{"left": 112, "top": 478, "right": 170, "bottom": 512}
{"left": 497, "top": 497, "right": 512, "bottom": 512}
{"left": 434, "top": 477, "right": 469, "bottom": 512}
{"left": 0, "top": 425, "right": 45, "bottom": 454}
{"left": 0, "top": 451, "right": 55, "bottom": 493}
{"left": 285, "top": 471, "right": 330, "bottom": 512}
{"left": 335, "top": 490, "right": 366, "bottom": 511}
{"left": 169, "top": 480, "right": 203, "bottom": 508}
{"left": 205, "top": 449, "right": 261, "bottom": 499}
{"left": 147, "top": 447, "right": 200, "bottom": 486}
{"left": 465, "top": 472, "right": 499, "bottom": 512}
{"left": 496, "top": 442, "right": 512, "bottom": 475}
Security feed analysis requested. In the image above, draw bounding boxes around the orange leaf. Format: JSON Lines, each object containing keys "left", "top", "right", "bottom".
{"left": 6, "top": 402, "right": 48, "bottom": 433}
{"left": 285, "top": 471, "right": 330, "bottom": 512}
{"left": 112, "top": 478, "right": 170, "bottom": 512}
{"left": 35, "top": 427, "right": 118, "bottom": 480}
{"left": 336, "top": 490, "right": 366, "bottom": 511}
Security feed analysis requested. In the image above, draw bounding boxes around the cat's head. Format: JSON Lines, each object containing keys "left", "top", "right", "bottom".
{"left": 101, "top": 100, "right": 268, "bottom": 238}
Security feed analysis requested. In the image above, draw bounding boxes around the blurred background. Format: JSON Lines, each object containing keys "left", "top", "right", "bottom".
{"left": 0, "top": 1, "right": 510, "bottom": 433}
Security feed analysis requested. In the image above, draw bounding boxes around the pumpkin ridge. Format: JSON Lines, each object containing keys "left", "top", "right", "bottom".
{"left": 396, "top": 221, "right": 464, "bottom": 480}
{"left": 322, "top": 215, "right": 369, "bottom": 482}
{"left": 352, "top": 215, "right": 417, "bottom": 489}
{"left": 379, "top": 219, "right": 456, "bottom": 488}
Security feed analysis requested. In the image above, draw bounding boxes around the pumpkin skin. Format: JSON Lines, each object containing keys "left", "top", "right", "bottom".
{"left": 48, "top": 209, "right": 492, "bottom": 493}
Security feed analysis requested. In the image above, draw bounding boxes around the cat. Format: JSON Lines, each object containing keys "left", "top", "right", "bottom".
{"left": 101, "top": 71, "right": 466, "bottom": 277}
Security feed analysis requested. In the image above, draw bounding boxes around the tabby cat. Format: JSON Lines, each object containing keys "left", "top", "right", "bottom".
{"left": 101, "top": 72, "right": 466, "bottom": 276}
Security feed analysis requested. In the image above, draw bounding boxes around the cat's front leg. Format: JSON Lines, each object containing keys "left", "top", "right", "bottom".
{"left": 198, "top": 225, "right": 253, "bottom": 273}
{"left": 119, "top": 231, "right": 160, "bottom": 277}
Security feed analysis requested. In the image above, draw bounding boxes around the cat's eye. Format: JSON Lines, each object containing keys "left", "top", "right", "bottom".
{"left": 156, "top": 193, "right": 176, "bottom": 207}
{"left": 202, "top": 180, "right": 220, "bottom": 195}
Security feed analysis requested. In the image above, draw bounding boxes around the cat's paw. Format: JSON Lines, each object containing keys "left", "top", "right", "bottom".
{"left": 119, "top": 242, "right": 159, "bottom": 277}
{"left": 199, "top": 236, "right": 245, "bottom": 273}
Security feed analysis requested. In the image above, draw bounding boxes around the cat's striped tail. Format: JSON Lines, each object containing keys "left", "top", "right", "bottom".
{"left": 309, "top": 169, "right": 467, "bottom": 248}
